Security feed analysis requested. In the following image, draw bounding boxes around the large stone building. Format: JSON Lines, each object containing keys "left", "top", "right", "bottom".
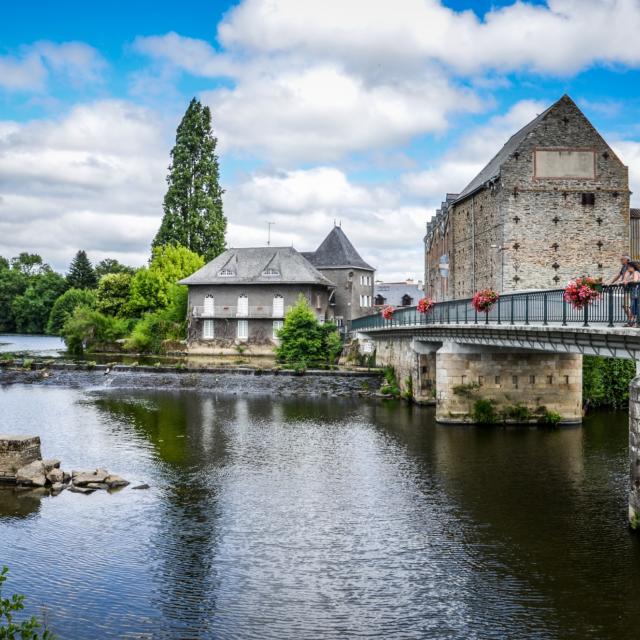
{"left": 180, "top": 226, "right": 375, "bottom": 352}
{"left": 302, "top": 225, "right": 375, "bottom": 329}
{"left": 424, "top": 95, "right": 630, "bottom": 300}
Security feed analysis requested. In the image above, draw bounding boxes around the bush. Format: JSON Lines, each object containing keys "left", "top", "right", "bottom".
{"left": 47, "top": 288, "right": 96, "bottom": 335}
{"left": 1, "top": 566, "right": 54, "bottom": 638}
{"left": 96, "top": 273, "right": 132, "bottom": 317}
{"left": 583, "top": 356, "right": 636, "bottom": 409}
{"left": 275, "top": 295, "right": 342, "bottom": 367}
{"left": 501, "top": 402, "right": 532, "bottom": 422}
{"left": 61, "top": 307, "right": 130, "bottom": 356}
{"left": 380, "top": 366, "right": 400, "bottom": 397}
{"left": 542, "top": 410, "right": 562, "bottom": 426}
{"left": 472, "top": 398, "right": 499, "bottom": 424}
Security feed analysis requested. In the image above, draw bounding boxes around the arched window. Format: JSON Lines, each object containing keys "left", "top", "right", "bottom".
{"left": 203, "top": 295, "right": 214, "bottom": 316}
{"left": 273, "top": 294, "right": 284, "bottom": 317}
{"left": 374, "top": 294, "right": 385, "bottom": 306}
{"left": 237, "top": 294, "right": 248, "bottom": 317}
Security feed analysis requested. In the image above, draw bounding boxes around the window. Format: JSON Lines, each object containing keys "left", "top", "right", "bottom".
{"left": 272, "top": 320, "right": 283, "bottom": 339}
{"left": 273, "top": 294, "right": 284, "bottom": 317}
{"left": 262, "top": 268, "right": 280, "bottom": 277}
{"left": 237, "top": 319, "right": 248, "bottom": 340}
{"left": 315, "top": 294, "right": 322, "bottom": 309}
{"left": 335, "top": 317, "right": 344, "bottom": 327}
{"left": 374, "top": 294, "right": 385, "bottom": 306}
{"left": 203, "top": 295, "right": 214, "bottom": 316}
{"left": 237, "top": 295, "right": 248, "bottom": 317}
{"left": 219, "top": 269, "right": 235, "bottom": 277}
{"left": 202, "top": 319, "right": 214, "bottom": 340}
{"left": 581, "top": 192, "right": 595, "bottom": 206}
{"left": 401, "top": 294, "right": 413, "bottom": 306}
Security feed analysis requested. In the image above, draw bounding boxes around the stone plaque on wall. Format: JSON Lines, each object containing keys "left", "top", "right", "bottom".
{"left": 534, "top": 149, "right": 596, "bottom": 179}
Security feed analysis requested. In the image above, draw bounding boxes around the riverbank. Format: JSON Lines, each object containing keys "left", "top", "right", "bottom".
{"left": 0, "top": 361, "right": 382, "bottom": 398}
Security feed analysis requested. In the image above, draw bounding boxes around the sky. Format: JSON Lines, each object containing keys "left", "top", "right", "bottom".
{"left": 2, "top": 0, "right": 640, "bottom": 281}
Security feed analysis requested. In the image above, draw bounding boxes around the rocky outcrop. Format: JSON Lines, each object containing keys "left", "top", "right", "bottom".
{"left": 0, "top": 435, "right": 42, "bottom": 482}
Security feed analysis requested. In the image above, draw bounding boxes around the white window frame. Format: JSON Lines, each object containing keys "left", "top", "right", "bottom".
{"left": 237, "top": 294, "right": 248, "bottom": 317}
{"left": 202, "top": 319, "right": 214, "bottom": 340}
{"left": 272, "top": 320, "right": 283, "bottom": 339}
{"left": 203, "top": 295, "right": 214, "bottom": 316}
{"left": 273, "top": 294, "right": 284, "bottom": 317}
{"left": 237, "top": 319, "right": 248, "bottom": 340}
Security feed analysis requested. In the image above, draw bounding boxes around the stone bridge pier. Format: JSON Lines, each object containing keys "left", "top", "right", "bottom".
{"left": 371, "top": 336, "right": 583, "bottom": 424}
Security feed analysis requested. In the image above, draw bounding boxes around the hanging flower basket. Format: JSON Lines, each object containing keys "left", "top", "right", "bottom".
{"left": 471, "top": 289, "right": 499, "bottom": 313}
{"left": 563, "top": 276, "right": 603, "bottom": 310}
{"left": 381, "top": 305, "right": 395, "bottom": 320}
{"left": 417, "top": 297, "right": 435, "bottom": 314}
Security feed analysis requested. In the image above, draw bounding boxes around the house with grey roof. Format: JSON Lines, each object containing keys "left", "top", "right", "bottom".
{"left": 424, "top": 94, "right": 630, "bottom": 299}
{"left": 302, "top": 225, "right": 375, "bottom": 328}
{"left": 179, "top": 246, "right": 335, "bottom": 353}
{"left": 374, "top": 280, "right": 423, "bottom": 308}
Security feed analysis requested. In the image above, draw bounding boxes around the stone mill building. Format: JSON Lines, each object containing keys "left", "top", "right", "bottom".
{"left": 424, "top": 94, "right": 630, "bottom": 300}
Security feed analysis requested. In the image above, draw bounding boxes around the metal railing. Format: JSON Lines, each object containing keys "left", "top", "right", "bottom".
{"left": 351, "top": 284, "right": 635, "bottom": 332}
{"left": 192, "top": 305, "right": 286, "bottom": 319}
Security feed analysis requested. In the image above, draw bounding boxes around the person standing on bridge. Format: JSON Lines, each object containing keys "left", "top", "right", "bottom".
{"left": 610, "top": 255, "right": 633, "bottom": 325}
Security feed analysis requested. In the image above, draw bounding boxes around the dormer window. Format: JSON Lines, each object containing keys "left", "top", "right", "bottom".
{"left": 219, "top": 269, "right": 235, "bottom": 277}
{"left": 262, "top": 268, "right": 280, "bottom": 277}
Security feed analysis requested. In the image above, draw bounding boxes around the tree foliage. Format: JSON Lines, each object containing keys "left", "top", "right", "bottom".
{"left": 66, "top": 250, "right": 97, "bottom": 290}
{"left": 47, "top": 288, "right": 97, "bottom": 335}
{"left": 275, "top": 295, "right": 342, "bottom": 367}
{"left": 128, "top": 245, "right": 203, "bottom": 316}
{"left": 583, "top": 355, "right": 636, "bottom": 409}
{"left": 152, "top": 98, "right": 227, "bottom": 261}
{"left": 61, "top": 307, "right": 130, "bottom": 356}
{"left": 94, "top": 258, "right": 135, "bottom": 280}
{"left": 0, "top": 566, "right": 54, "bottom": 639}
{"left": 96, "top": 273, "right": 133, "bottom": 317}
{"left": 11, "top": 270, "right": 67, "bottom": 334}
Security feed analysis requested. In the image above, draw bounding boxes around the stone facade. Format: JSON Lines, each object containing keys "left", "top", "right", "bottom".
{"left": 425, "top": 95, "right": 630, "bottom": 299}
{"left": 0, "top": 435, "right": 41, "bottom": 482}
{"left": 318, "top": 267, "right": 374, "bottom": 327}
{"left": 629, "top": 376, "right": 640, "bottom": 526}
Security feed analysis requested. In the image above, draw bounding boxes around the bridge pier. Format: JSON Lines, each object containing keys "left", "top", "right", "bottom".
{"left": 629, "top": 377, "right": 640, "bottom": 528}
{"left": 434, "top": 342, "right": 582, "bottom": 424}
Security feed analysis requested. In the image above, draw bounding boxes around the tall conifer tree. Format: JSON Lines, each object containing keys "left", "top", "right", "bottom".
{"left": 67, "top": 250, "right": 97, "bottom": 289}
{"left": 153, "top": 98, "right": 227, "bottom": 261}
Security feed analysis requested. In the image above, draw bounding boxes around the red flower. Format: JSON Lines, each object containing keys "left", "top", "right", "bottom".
{"left": 381, "top": 305, "right": 395, "bottom": 320}
{"left": 417, "top": 297, "right": 435, "bottom": 314}
{"left": 563, "top": 276, "right": 602, "bottom": 310}
{"left": 471, "top": 289, "right": 499, "bottom": 313}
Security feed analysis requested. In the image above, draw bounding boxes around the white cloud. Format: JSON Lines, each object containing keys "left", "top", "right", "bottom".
{"left": 0, "top": 41, "right": 106, "bottom": 92}
{"left": 0, "top": 101, "right": 170, "bottom": 270}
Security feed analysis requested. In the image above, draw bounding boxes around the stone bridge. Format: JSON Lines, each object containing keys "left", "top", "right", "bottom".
{"left": 350, "top": 285, "right": 640, "bottom": 526}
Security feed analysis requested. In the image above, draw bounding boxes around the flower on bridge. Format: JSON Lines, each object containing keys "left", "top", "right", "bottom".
{"left": 381, "top": 305, "right": 395, "bottom": 320}
{"left": 417, "top": 297, "right": 435, "bottom": 314}
{"left": 563, "top": 276, "right": 603, "bottom": 310}
{"left": 471, "top": 289, "right": 499, "bottom": 313}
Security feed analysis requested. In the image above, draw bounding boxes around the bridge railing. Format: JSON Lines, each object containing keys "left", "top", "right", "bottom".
{"left": 351, "top": 284, "right": 634, "bottom": 332}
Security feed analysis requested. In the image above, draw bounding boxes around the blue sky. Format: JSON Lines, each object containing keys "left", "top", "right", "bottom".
{"left": 2, "top": 0, "right": 640, "bottom": 279}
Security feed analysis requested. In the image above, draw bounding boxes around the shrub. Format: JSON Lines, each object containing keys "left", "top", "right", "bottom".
{"left": 380, "top": 366, "right": 401, "bottom": 397}
{"left": 47, "top": 288, "right": 96, "bottom": 335}
{"left": 583, "top": 355, "right": 636, "bottom": 409}
{"left": 61, "top": 307, "right": 130, "bottom": 356}
{"left": 96, "top": 273, "right": 133, "bottom": 317}
{"left": 542, "top": 410, "right": 562, "bottom": 426}
{"left": 472, "top": 398, "right": 499, "bottom": 424}
{"left": 502, "top": 402, "right": 532, "bottom": 422}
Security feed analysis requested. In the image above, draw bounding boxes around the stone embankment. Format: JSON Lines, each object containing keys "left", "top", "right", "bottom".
{"left": 0, "top": 361, "right": 382, "bottom": 398}
{"left": 0, "top": 434, "right": 132, "bottom": 496}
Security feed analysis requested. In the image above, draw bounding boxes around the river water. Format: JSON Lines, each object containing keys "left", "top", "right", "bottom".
{"left": 0, "top": 334, "right": 66, "bottom": 357}
{"left": 1, "top": 384, "right": 639, "bottom": 639}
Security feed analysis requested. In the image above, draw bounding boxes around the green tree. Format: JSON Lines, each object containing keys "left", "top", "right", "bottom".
{"left": 61, "top": 307, "right": 130, "bottom": 356}
{"left": 96, "top": 273, "right": 133, "bottom": 317}
{"left": 275, "top": 295, "right": 342, "bottom": 367}
{"left": 0, "top": 263, "right": 27, "bottom": 332}
{"left": 152, "top": 98, "right": 227, "bottom": 261}
{"left": 66, "top": 250, "right": 97, "bottom": 290}
{"left": 94, "top": 258, "right": 136, "bottom": 280}
{"left": 47, "top": 288, "right": 97, "bottom": 335}
{"left": 10, "top": 253, "right": 47, "bottom": 277}
{"left": 11, "top": 270, "right": 67, "bottom": 334}
{"left": 0, "top": 566, "right": 54, "bottom": 638}
{"left": 128, "top": 245, "right": 203, "bottom": 316}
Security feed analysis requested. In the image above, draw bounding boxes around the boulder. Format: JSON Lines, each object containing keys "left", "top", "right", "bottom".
{"left": 85, "top": 482, "right": 109, "bottom": 490}
{"left": 72, "top": 469, "right": 109, "bottom": 486}
{"left": 132, "top": 484, "right": 150, "bottom": 490}
{"left": 16, "top": 460, "right": 47, "bottom": 487}
{"left": 46, "top": 468, "right": 65, "bottom": 485}
{"left": 41, "top": 459, "right": 61, "bottom": 472}
{"left": 105, "top": 474, "right": 129, "bottom": 488}
{"left": 67, "top": 485, "right": 95, "bottom": 494}
{"left": 50, "top": 482, "right": 65, "bottom": 494}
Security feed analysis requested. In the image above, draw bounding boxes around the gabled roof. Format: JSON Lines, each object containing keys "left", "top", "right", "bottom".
{"left": 455, "top": 96, "right": 565, "bottom": 203}
{"left": 304, "top": 226, "right": 374, "bottom": 271}
{"left": 179, "top": 246, "right": 335, "bottom": 286}
{"left": 374, "top": 282, "right": 423, "bottom": 306}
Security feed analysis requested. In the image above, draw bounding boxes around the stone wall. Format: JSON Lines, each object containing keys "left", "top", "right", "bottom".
{"left": 317, "top": 267, "right": 374, "bottom": 324}
{"left": 629, "top": 376, "right": 640, "bottom": 526}
{"left": 0, "top": 435, "right": 41, "bottom": 482}
{"left": 435, "top": 343, "right": 582, "bottom": 423}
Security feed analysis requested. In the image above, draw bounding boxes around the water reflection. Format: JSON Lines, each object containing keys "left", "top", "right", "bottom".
{"left": 0, "top": 487, "right": 42, "bottom": 520}
{"left": 1, "top": 388, "right": 640, "bottom": 639}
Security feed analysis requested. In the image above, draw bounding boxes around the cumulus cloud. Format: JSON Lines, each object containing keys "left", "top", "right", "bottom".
{"left": 0, "top": 101, "right": 170, "bottom": 269}
{"left": 0, "top": 41, "right": 106, "bottom": 92}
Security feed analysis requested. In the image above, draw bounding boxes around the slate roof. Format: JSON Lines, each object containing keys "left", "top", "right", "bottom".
{"left": 303, "top": 226, "right": 374, "bottom": 271}
{"left": 455, "top": 97, "right": 563, "bottom": 203}
{"left": 631, "top": 208, "right": 640, "bottom": 219}
{"left": 374, "top": 282, "right": 423, "bottom": 307}
{"left": 179, "top": 246, "right": 335, "bottom": 286}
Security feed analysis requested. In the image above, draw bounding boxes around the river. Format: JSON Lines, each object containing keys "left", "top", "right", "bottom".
{"left": 1, "top": 384, "right": 639, "bottom": 639}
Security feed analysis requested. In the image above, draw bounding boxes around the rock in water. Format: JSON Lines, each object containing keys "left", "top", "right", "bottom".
{"left": 67, "top": 485, "right": 95, "bottom": 495}
{"left": 105, "top": 474, "right": 129, "bottom": 488}
{"left": 46, "top": 468, "right": 65, "bottom": 484}
{"left": 72, "top": 469, "right": 109, "bottom": 486}
{"left": 131, "top": 484, "right": 150, "bottom": 490}
{"left": 41, "top": 459, "right": 61, "bottom": 472}
{"left": 16, "top": 460, "right": 47, "bottom": 487}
